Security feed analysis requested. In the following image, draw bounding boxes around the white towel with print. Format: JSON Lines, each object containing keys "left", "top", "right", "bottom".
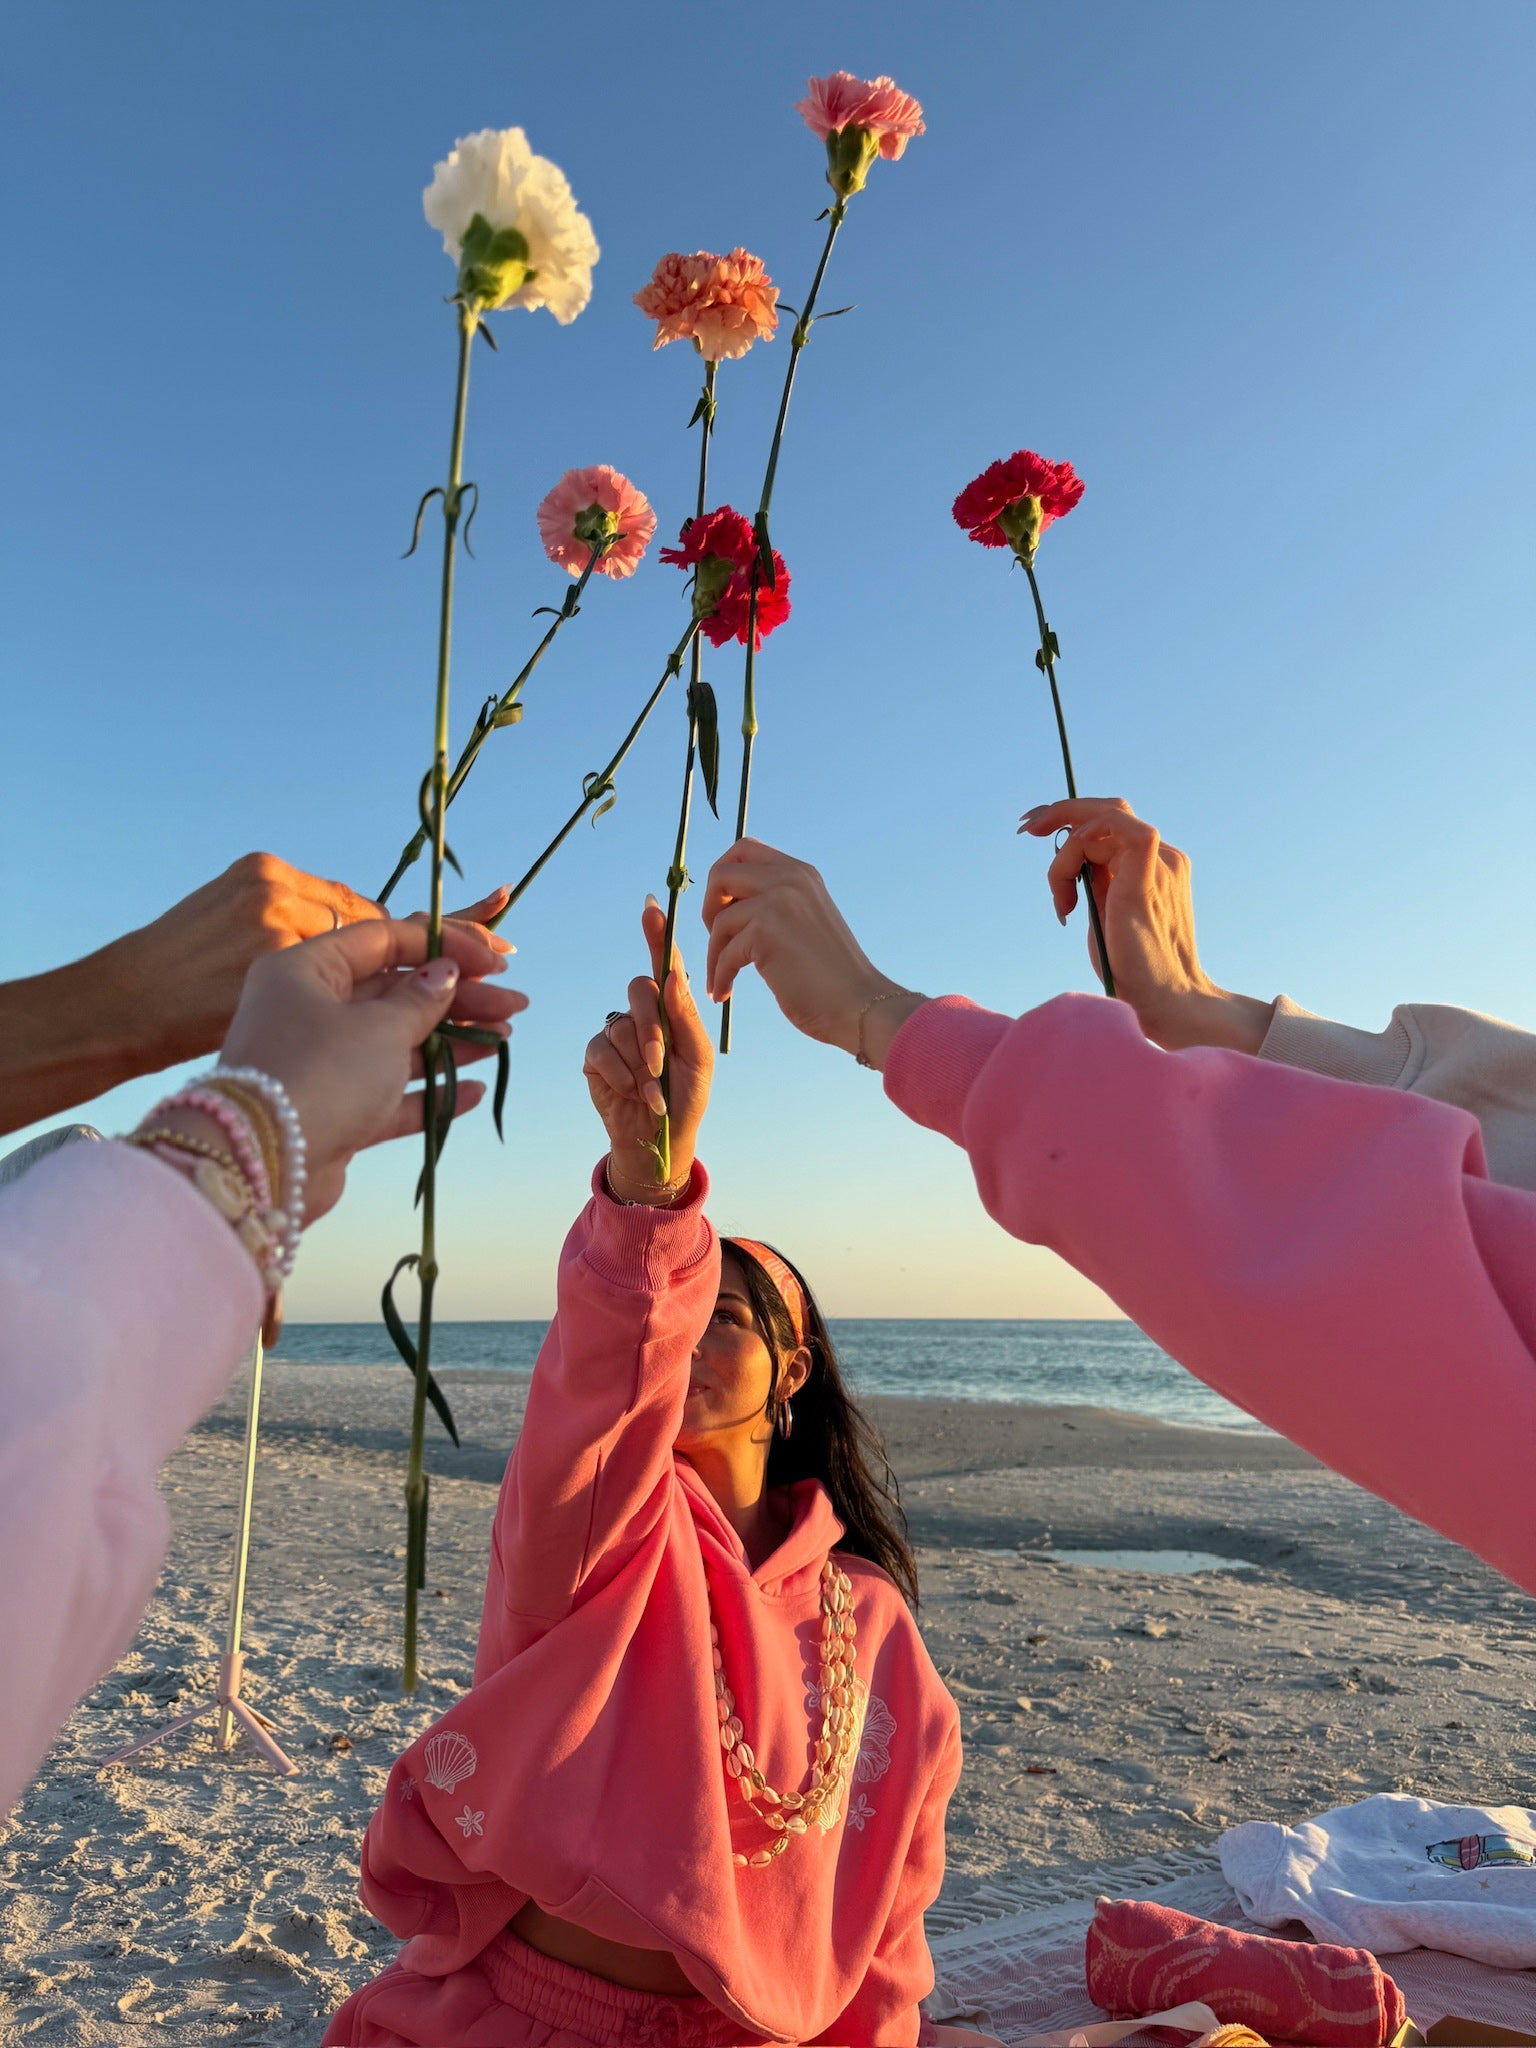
{"left": 1220, "top": 1793, "right": 1536, "bottom": 1967}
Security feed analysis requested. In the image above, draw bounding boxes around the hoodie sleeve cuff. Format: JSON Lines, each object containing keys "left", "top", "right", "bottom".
{"left": 1259, "top": 994, "right": 1416, "bottom": 1090}
{"left": 582, "top": 1158, "right": 715, "bottom": 1294}
{"left": 882, "top": 995, "right": 1015, "bottom": 1147}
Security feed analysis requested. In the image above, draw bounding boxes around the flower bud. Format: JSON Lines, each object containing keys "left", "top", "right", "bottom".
{"left": 692, "top": 552, "right": 736, "bottom": 620}
{"left": 572, "top": 502, "right": 619, "bottom": 556}
{"left": 823, "top": 124, "right": 881, "bottom": 198}
{"left": 456, "top": 212, "right": 537, "bottom": 312}
{"left": 997, "top": 494, "right": 1044, "bottom": 563}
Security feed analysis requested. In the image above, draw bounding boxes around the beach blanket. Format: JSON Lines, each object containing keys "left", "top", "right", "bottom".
{"left": 925, "top": 1855, "right": 1536, "bottom": 2047}
{"left": 1221, "top": 1795, "right": 1536, "bottom": 1968}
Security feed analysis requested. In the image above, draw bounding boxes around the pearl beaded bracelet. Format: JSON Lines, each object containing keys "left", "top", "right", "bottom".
{"left": 209, "top": 1065, "right": 307, "bottom": 1277}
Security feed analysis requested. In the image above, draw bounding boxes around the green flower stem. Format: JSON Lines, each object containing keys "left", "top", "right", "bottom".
{"left": 377, "top": 552, "right": 603, "bottom": 905}
{"left": 655, "top": 361, "right": 717, "bottom": 1179}
{"left": 490, "top": 617, "right": 703, "bottom": 926}
{"left": 720, "top": 200, "right": 846, "bottom": 1054}
{"left": 758, "top": 201, "right": 845, "bottom": 541}
{"left": 716, "top": 571, "right": 761, "bottom": 1058}
{"left": 402, "top": 300, "right": 475, "bottom": 1694}
{"left": 1021, "top": 558, "right": 1115, "bottom": 1000}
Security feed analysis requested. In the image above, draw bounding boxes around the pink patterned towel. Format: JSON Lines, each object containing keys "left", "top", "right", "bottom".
{"left": 1085, "top": 1897, "right": 1407, "bottom": 2044}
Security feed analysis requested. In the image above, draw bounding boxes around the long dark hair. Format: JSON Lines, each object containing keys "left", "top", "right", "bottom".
{"left": 724, "top": 1239, "right": 920, "bottom": 1608}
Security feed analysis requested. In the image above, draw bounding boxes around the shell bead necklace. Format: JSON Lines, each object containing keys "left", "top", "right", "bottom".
{"left": 710, "top": 1556, "right": 859, "bottom": 1869}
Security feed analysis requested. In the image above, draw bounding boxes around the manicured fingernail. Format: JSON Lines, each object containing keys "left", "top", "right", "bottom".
{"left": 646, "top": 1041, "right": 664, "bottom": 1077}
{"left": 416, "top": 958, "right": 459, "bottom": 995}
{"left": 646, "top": 1083, "right": 667, "bottom": 1115}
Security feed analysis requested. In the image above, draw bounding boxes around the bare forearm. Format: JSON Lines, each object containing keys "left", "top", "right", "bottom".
{"left": 0, "top": 946, "right": 181, "bottom": 1136}
{"left": 1147, "top": 987, "right": 1274, "bottom": 1055}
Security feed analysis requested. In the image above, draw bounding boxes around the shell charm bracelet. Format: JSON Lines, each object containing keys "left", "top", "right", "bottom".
{"left": 121, "top": 1066, "right": 307, "bottom": 1343}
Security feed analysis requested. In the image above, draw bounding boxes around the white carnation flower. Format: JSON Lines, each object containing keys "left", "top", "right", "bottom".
{"left": 423, "top": 128, "right": 598, "bottom": 324}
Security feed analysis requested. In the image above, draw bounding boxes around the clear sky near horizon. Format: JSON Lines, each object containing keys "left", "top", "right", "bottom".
{"left": 3, "top": 2, "right": 1533, "bottom": 1320}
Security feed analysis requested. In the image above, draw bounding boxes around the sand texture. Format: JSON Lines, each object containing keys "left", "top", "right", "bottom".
{"left": 3, "top": 1363, "right": 1534, "bottom": 2044}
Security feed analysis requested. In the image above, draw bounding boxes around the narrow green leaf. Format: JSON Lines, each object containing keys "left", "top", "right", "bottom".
{"left": 492, "top": 1035, "right": 510, "bottom": 1142}
{"left": 476, "top": 318, "right": 499, "bottom": 351}
{"left": 460, "top": 481, "right": 481, "bottom": 558}
{"left": 403, "top": 487, "right": 444, "bottom": 560}
{"left": 492, "top": 703, "right": 524, "bottom": 728}
{"left": 691, "top": 679, "right": 721, "bottom": 817}
{"left": 753, "top": 515, "right": 776, "bottom": 590}
{"left": 1034, "top": 648, "right": 1049, "bottom": 673}
{"left": 381, "top": 1254, "right": 461, "bottom": 1448}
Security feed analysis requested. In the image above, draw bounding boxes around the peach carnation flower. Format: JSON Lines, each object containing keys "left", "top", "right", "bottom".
{"left": 796, "top": 73, "right": 924, "bottom": 194}
{"left": 536, "top": 465, "right": 656, "bottom": 580}
{"left": 633, "top": 250, "right": 779, "bottom": 362}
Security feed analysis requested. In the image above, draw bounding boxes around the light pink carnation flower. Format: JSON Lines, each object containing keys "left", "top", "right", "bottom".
{"left": 633, "top": 250, "right": 779, "bottom": 362}
{"left": 795, "top": 72, "right": 925, "bottom": 160}
{"left": 536, "top": 465, "right": 656, "bottom": 580}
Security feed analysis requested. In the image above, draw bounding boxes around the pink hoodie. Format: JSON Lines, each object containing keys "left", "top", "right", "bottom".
{"left": 884, "top": 993, "right": 1536, "bottom": 1598}
{"left": 348, "top": 1165, "right": 961, "bottom": 2046}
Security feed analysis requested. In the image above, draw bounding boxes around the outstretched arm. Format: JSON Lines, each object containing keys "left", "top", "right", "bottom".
{"left": 477, "top": 904, "right": 719, "bottom": 1668}
{"left": 701, "top": 839, "right": 1536, "bottom": 1597}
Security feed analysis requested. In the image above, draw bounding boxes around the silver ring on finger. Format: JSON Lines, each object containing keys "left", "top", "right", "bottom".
{"left": 330, "top": 906, "right": 343, "bottom": 931}
{"left": 604, "top": 1010, "right": 625, "bottom": 1043}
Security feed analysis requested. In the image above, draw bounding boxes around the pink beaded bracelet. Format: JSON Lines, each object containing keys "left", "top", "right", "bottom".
{"left": 143, "top": 1084, "right": 270, "bottom": 1207}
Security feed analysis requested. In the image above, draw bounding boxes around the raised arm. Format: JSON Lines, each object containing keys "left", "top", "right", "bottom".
{"left": 1020, "top": 797, "right": 1536, "bottom": 1190}
{"left": 477, "top": 902, "right": 719, "bottom": 1670}
{"left": 701, "top": 839, "right": 1536, "bottom": 1597}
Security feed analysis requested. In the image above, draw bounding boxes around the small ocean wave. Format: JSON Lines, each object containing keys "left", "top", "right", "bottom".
{"left": 272, "top": 1319, "right": 1263, "bottom": 1432}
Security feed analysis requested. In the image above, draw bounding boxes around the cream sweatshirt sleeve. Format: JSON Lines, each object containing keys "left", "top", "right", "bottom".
{"left": 0, "top": 1140, "right": 262, "bottom": 1814}
{"left": 1261, "top": 997, "right": 1536, "bottom": 1191}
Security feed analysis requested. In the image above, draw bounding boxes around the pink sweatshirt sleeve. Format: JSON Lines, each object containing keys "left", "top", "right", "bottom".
{"left": 884, "top": 993, "right": 1536, "bottom": 1597}
{"left": 475, "top": 1161, "right": 718, "bottom": 1674}
{"left": 0, "top": 1140, "right": 262, "bottom": 1813}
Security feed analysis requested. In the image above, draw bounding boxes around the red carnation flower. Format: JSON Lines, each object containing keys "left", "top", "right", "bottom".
{"left": 708, "top": 554, "right": 790, "bottom": 650}
{"left": 953, "top": 450, "right": 1085, "bottom": 556}
{"left": 659, "top": 505, "right": 756, "bottom": 575}
{"left": 661, "top": 506, "right": 791, "bottom": 649}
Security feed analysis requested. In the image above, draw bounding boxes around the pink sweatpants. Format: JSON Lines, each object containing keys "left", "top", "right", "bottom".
{"left": 323, "top": 1928, "right": 764, "bottom": 2046}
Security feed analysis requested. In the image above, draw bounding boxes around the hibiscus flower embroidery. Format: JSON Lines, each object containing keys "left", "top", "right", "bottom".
{"left": 455, "top": 1805, "right": 485, "bottom": 1838}
{"left": 854, "top": 1694, "right": 896, "bottom": 1785}
{"left": 399, "top": 1777, "right": 417, "bottom": 1803}
{"left": 846, "top": 1794, "right": 876, "bottom": 1832}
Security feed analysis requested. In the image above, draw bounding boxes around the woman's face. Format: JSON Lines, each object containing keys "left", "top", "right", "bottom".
{"left": 675, "top": 1251, "right": 779, "bottom": 1452}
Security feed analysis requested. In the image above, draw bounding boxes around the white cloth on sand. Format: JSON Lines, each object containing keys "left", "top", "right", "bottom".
{"left": 1221, "top": 1792, "right": 1536, "bottom": 1968}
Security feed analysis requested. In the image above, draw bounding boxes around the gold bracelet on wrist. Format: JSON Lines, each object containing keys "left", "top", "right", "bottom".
{"left": 855, "top": 990, "right": 922, "bottom": 1069}
{"left": 604, "top": 1157, "right": 691, "bottom": 1207}
{"left": 124, "top": 1128, "right": 245, "bottom": 1179}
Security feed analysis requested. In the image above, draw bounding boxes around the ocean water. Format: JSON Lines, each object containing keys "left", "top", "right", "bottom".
{"left": 273, "top": 1318, "right": 1263, "bottom": 1433}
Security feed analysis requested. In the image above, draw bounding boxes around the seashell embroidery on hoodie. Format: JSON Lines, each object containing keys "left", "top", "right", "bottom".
{"left": 422, "top": 1728, "right": 479, "bottom": 1794}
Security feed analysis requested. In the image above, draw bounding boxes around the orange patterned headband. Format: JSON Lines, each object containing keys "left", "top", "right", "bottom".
{"left": 725, "top": 1238, "right": 809, "bottom": 1350}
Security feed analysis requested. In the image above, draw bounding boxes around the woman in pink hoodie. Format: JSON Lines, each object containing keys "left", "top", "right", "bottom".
{"left": 326, "top": 906, "right": 980, "bottom": 2048}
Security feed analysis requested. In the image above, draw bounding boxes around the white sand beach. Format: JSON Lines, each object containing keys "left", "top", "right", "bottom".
{"left": 3, "top": 1362, "right": 1533, "bottom": 2043}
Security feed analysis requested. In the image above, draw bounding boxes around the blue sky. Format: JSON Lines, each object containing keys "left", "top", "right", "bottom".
{"left": 3, "top": 1, "right": 1532, "bottom": 1319}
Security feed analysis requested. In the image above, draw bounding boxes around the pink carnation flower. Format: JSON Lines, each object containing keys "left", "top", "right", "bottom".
{"left": 634, "top": 250, "right": 779, "bottom": 362}
{"left": 952, "top": 450, "right": 1085, "bottom": 553}
{"left": 659, "top": 505, "right": 756, "bottom": 576}
{"left": 796, "top": 72, "right": 925, "bottom": 160}
{"left": 536, "top": 465, "right": 656, "bottom": 579}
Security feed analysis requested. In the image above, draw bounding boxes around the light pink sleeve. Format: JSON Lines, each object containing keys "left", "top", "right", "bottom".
{"left": 884, "top": 993, "right": 1536, "bottom": 1597}
{"left": 0, "top": 1140, "right": 262, "bottom": 1813}
{"left": 475, "top": 1162, "right": 718, "bottom": 1675}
